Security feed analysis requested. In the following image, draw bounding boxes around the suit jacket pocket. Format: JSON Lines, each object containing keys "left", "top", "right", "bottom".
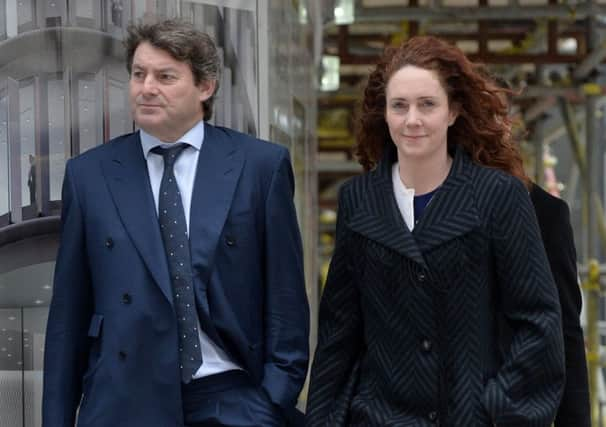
{"left": 83, "top": 314, "right": 104, "bottom": 386}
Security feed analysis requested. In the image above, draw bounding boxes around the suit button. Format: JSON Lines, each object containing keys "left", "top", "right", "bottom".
{"left": 421, "top": 339, "right": 432, "bottom": 352}
{"left": 225, "top": 236, "right": 236, "bottom": 246}
{"left": 118, "top": 351, "right": 127, "bottom": 361}
{"left": 418, "top": 272, "right": 426, "bottom": 283}
{"left": 105, "top": 237, "right": 114, "bottom": 249}
{"left": 121, "top": 293, "right": 132, "bottom": 304}
{"left": 428, "top": 410, "right": 438, "bottom": 422}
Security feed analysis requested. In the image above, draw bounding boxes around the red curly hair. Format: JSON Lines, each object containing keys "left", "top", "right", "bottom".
{"left": 355, "top": 36, "right": 530, "bottom": 188}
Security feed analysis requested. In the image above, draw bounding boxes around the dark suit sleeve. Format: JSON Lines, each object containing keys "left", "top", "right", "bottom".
{"left": 261, "top": 148, "right": 310, "bottom": 411}
{"left": 533, "top": 189, "right": 590, "bottom": 427}
{"left": 305, "top": 185, "right": 362, "bottom": 427}
{"left": 42, "top": 160, "right": 93, "bottom": 427}
{"left": 483, "top": 176, "right": 566, "bottom": 426}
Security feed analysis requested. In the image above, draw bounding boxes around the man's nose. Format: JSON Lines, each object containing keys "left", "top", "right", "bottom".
{"left": 142, "top": 75, "right": 158, "bottom": 94}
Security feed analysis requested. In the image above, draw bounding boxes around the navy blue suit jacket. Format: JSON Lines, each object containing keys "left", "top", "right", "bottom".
{"left": 42, "top": 124, "right": 309, "bottom": 427}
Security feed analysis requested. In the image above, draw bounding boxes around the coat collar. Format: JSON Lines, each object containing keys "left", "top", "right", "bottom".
{"left": 101, "top": 132, "right": 174, "bottom": 305}
{"left": 188, "top": 123, "right": 244, "bottom": 283}
{"left": 346, "top": 145, "right": 480, "bottom": 267}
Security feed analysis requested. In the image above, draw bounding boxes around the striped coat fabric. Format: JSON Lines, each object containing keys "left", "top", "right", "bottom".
{"left": 305, "top": 146, "right": 565, "bottom": 427}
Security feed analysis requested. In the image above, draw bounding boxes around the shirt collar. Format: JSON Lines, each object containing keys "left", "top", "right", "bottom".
{"left": 392, "top": 162, "right": 415, "bottom": 198}
{"left": 139, "top": 120, "right": 205, "bottom": 157}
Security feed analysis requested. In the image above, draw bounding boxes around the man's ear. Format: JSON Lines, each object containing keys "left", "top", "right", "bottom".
{"left": 198, "top": 79, "right": 217, "bottom": 102}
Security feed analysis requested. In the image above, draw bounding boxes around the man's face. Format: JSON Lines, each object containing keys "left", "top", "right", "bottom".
{"left": 129, "top": 42, "right": 215, "bottom": 142}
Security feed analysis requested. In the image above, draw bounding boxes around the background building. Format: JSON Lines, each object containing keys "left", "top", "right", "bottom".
{"left": 0, "top": 1, "right": 319, "bottom": 426}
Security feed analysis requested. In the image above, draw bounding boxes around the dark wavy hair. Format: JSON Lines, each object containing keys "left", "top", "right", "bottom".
{"left": 356, "top": 36, "right": 530, "bottom": 187}
{"left": 125, "top": 20, "right": 220, "bottom": 120}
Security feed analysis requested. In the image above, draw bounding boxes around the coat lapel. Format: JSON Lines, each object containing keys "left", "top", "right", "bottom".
{"left": 346, "top": 149, "right": 427, "bottom": 267}
{"left": 412, "top": 147, "right": 481, "bottom": 252}
{"left": 101, "top": 132, "right": 173, "bottom": 306}
{"left": 189, "top": 123, "right": 244, "bottom": 282}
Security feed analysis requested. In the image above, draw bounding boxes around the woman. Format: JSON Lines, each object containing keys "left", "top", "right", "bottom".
{"left": 305, "top": 36, "right": 565, "bottom": 427}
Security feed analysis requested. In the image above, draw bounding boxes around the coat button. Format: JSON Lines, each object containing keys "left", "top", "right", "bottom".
{"left": 421, "top": 339, "right": 432, "bottom": 352}
{"left": 417, "top": 272, "right": 426, "bottom": 283}
{"left": 118, "top": 351, "right": 127, "bottom": 360}
{"left": 121, "top": 293, "right": 132, "bottom": 304}
{"left": 428, "top": 411, "right": 438, "bottom": 422}
{"left": 225, "top": 236, "right": 236, "bottom": 246}
{"left": 105, "top": 237, "right": 114, "bottom": 249}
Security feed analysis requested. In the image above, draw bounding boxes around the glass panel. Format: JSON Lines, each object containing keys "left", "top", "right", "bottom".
{"left": 106, "top": 0, "right": 129, "bottom": 36}
{"left": 78, "top": 78, "right": 98, "bottom": 154}
{"left": 0, "top": 92, "right": 8, "bottom": 217}
{"left": 0, "top": 0, "right": 7, "bottom": 40}
{"left": 19, "top": 82, "right": 35, "bottom": 209}
{"left": 108, "top": 75, "right": 131, "bottom": 140}
{"left": 75, "top": 0, "right": 94, "bottom": 19}
{"left": 47, "top": 77, "right": 65, "bottom": 202}
{"left": 131, "top": 0, "right": 149, "bottom": 20}
{"left": 0, "top": 309, "right": 23, "bottom": 427}
{"left": 17, "top": 0, "right": 34, "bottom": 29}
{"left": 43, "top": 0, "right": 65, "bottom": 27}
{"left": 23, "top": 307, "right": 48, "bottom": 427}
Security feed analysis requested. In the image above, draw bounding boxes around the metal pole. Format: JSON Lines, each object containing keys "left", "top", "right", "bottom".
{"left": 584, "top": 9, "right": 601, "bottom": 426}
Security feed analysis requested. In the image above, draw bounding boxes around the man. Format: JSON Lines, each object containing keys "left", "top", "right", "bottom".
{"left": 530, "top": 183, "right": 590, "bottom": 427}
{"left": 42, "top": 20, "right": 309, "bottom": 427}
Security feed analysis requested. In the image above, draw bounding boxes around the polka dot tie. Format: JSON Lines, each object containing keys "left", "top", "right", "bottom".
{"left": 152, "top": 145, "right": 202, "bottom": 384}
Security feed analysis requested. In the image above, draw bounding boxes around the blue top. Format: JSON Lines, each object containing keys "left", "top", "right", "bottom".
{"left": 413, "top": 189, "right": 438, "bottom": 223}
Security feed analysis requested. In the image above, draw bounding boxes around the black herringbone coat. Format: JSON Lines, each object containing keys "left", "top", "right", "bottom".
{"left": 306, "top": 147, "right": 565, "bottom": 427}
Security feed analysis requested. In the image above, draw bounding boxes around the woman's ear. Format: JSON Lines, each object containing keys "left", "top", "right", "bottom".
{"left": 448, "top": 102, "right": 460, "bottom": 126}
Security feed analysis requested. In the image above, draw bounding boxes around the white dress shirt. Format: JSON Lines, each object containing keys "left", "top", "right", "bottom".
{"left": 392, "top": 162, "right": 416, "bottom": 231}
{"left": 139, "top": 120, "right": 241, "bottom": 379}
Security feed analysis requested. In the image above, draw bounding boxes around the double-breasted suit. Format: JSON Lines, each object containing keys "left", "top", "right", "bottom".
{"left": 42, "top": 124, "right": 310, "bottom": 427}
{"left": 306, "top": 146, "right": 565, "bottom": 426}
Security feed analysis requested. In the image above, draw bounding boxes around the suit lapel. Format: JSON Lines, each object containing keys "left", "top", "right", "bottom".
{"left": 189, "top": 123, "right": 244, "bottom": 282}
{"left": 101, "top": 132, "right": 173, "bottom": 306}
{"left": 346, "top": 151, "right": 427, "bottom": 267}
{"left": 412, "top": 147, "right": 481, "bottom": 252}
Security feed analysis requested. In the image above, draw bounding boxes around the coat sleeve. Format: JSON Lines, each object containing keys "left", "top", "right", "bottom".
{"left": 484, "top": 175, "right": 566, "bottom": 426}
{"left": 42, "top": 159, "right": 93, "bottom": 427}
{"left": 536, "top": 193, "right": 590, "bottom": 427}
{"left": 305, "top": 185, "right": 363, "bottom": 427}
{"left": 261, "top": 148, "right": 310, "bottom": 412}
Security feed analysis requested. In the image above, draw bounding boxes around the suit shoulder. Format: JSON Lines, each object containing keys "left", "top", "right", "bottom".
{"left": 530, "top": 184, "right": 568, "bottom": 214}
{"left": 69, "top": 132, "right": 137, "bottom": 163}
{"left": 210, "top": 125, "right": 287, "bottom": 161}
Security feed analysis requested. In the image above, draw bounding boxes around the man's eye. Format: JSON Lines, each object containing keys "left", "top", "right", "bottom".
{"left": 132, "top": 71, "right": 144, "bottom": 79}
{"left": 420, "top": 100, "right": 435, "bottom": 108}
{"left": 160, "top": 74, "right": 176, "bottom": 81}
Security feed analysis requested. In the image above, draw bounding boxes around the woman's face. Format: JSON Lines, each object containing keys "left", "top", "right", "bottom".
{"left": 385, "top": 65, "right": 457, "bottom": 162}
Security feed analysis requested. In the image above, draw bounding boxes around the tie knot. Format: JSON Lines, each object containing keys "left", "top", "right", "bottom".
{"left": 151, "top": 144, "right": 188, "bottom": 169}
